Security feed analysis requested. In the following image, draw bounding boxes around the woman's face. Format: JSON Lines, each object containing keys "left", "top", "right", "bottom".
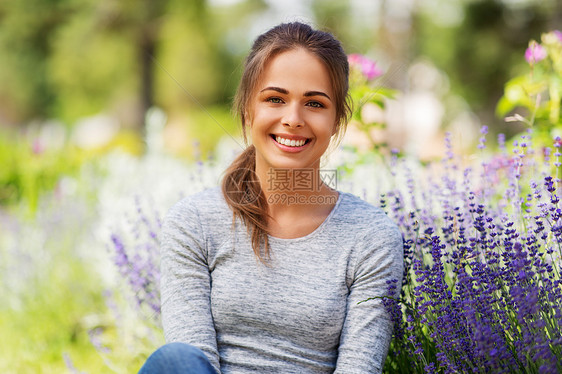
{"left": 248, "top": 48, "right": 337, "bottom": 174}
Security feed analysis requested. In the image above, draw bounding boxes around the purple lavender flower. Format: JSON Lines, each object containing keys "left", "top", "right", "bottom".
{"left": 108, "top": 197, "right": 162, "bottom": 322}
{"left": 63, "top": 352, "right": 86, "bottom": 374}
{"left": 478, "top": 125, "right": 488, "bottom": 150}
{"left": 380, "top": 126, "right": 562, "bottom": 373}
{"left": 111, "top": 234, "right": 129, "bottom": 275}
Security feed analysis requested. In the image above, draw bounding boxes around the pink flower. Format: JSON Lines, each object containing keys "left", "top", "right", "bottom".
{"left": 348, "top": 54, "right": 383, "bottom": 80}
{"left": 554, "top": 30, "right": 562, "bottom": 43}
{"left": 525, "top": 41, "right": 547, "bottom": 64}
{"left": 32, "top": 139, "right": 44, "bottom": 155}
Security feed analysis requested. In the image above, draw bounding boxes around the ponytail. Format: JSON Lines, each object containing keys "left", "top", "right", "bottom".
{"left": 221, "top": 145, "right": 271, "bottom": 262}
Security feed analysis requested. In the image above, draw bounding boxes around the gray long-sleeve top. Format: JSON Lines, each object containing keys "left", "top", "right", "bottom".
{"left": 160, "top": 187, "right": 404, "bottom": 373}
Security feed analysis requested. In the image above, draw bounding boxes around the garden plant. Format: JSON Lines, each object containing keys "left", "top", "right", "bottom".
{"left": 378, "top": 30, "right": 562, "bottom": 373}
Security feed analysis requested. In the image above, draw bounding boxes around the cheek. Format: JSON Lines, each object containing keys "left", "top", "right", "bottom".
{"left": 319, "top": 113, "right": 338, "bottom": 138}
{"left": 331, "top": 122, "right": 338, "bottom": 136}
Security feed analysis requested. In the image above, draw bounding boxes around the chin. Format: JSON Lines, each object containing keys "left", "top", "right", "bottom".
{"left": 272, "top": 158, "right": 319, "bottom": 170}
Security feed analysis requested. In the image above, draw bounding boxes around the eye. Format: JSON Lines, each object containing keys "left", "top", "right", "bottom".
{"left": 266, "top": 97, "right": 284, "bottom": 104}
{"left": 306, "top": 101, "right": 325, "bottom": 108}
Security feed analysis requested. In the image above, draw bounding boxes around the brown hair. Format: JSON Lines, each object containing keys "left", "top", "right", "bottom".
{"left": 222, "top": 22, "right": 352, "bottom": 262}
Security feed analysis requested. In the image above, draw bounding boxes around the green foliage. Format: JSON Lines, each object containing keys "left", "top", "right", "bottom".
{"left": 0, "top": 0, "right": 258, "bottom": 129}
{"left": 0, "top": 157, "right": 161, "bottom": 373}
{"left": 163, "top": 106, "right": 240, "bottom": 160}
{"left": 497, "top": 30, "right": 562, "bottom": 141}
{"left": 0, "top": 258, "right": 108, "bottom": 373}
{"left": 414, "top": 0, "right": 555, "bottom": 136}
{"left": 48, "top": 8, "right": 139, "bottom": 124}
{"left": 0, "top": 188, "right": 106, "bottom": 373}
{"left": 347, "top": 54, "right": 397, "bottom": 154}
{"left": 154, "top": 12, "right": 224, "bottom": 111}
{"left": 0, "top": 131, "right": 85, "bottom": 213}
{"left": 0, "top": 124, "right": 146, "bottom": 214}
{"left": 0, "top": 0, "right": 76, "bottom": 121}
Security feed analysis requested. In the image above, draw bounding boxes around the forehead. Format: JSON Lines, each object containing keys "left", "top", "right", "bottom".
{"left": 258, "top": 48, "right": 334, "bottom": 95}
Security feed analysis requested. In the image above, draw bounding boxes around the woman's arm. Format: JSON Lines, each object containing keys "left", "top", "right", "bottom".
{"left": 335, "top": 220, "right": 404, "bottom": 374}
{"left": 160, "top": 197, "right": 221, "bottom": 372}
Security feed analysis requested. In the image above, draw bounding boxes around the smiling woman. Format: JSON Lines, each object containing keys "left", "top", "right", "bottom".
{"left": 247, "top": 48, "right": 342, "bottom": 240}
{"left": 251, "top": 48, "right": 336, "bottom": 171}
{"left": 139, "top": 22, "right": 404, "bottom": 374}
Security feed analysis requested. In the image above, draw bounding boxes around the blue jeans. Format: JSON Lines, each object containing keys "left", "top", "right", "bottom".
{"left": 138, "top": 342, "right": 217, "bottom": 374}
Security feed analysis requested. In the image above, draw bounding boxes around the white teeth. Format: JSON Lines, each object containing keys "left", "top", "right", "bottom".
{"left": 275, "top": 136, "right": 306, "bottom": 147}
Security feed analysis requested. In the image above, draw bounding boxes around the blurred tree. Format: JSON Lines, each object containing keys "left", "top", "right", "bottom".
{"left": 0, "top": 0, "right": 169, "bottom": 129}
{"left": 154, "top": 0, "right": 267, "bottom": 157}
{"left": 50, "top": 0, "right": 169, "bottom": 131}
{"left": 155, "top": 0, "right": 268, "bottom": 113}
{"left": 3, "top": 0, "right": 557, "bottom": 144}
{"left": 0, "top": 0, "right": 268, "bottom": 138}
{"left": 310, "top": 0, "right": 353, "bottom": 47}
{"left": 0, "top": 0, "right": 76, "bottom": 125}
{"left": 155, "top": 0, "right": 224, "bottom": 115}
{"left": 48, "top": 2, "right": 138, "bottom": 127}
{"left": 310, "top": 0, "right": 385, "bottom": 57}
{"left": 414, "top": 0, "right": 558, "bottom": 137}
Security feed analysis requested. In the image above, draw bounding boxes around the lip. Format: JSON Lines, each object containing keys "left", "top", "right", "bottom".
{"left": 270, "top": 134, "right": 311, "bottom": 153}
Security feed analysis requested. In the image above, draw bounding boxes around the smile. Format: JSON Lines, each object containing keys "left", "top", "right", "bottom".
{"left": 272, "top": 135, "right": 310, "bottom": 147}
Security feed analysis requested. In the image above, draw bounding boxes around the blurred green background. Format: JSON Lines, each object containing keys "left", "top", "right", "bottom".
{"left": 1, "top": 0, "right": 559, "bottom": 145}
{"left": 0, "top": 0, "right": 560, "bottom": 372}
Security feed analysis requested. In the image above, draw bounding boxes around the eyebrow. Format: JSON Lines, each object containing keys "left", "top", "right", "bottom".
{"left": 260, "top": 86, "right": 332, "bottom": 101}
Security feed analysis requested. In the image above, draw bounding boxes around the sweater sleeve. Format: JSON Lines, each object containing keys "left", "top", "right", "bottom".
{"left": 159, "top": 198, "right": 221, "bottom": 372}
{"left": 335, "top": 218, "right": 404, "bottom": 374}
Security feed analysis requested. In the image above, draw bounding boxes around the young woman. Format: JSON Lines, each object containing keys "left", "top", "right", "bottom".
{"left": 139, "top": 22, "right": 404, "bottom": 374}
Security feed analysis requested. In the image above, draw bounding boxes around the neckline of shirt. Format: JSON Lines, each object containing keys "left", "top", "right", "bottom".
{"left": 267, "top": 191, "right": 345, "bottom": 244}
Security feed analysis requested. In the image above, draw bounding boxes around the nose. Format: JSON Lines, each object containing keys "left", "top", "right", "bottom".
{"left": 281, "top": 103, "right": 304, "bottom": 128}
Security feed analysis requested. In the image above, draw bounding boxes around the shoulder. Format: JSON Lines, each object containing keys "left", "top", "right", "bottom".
{"left": 164, "top": 187, "right": 231, "bottom": 231}
{"left": 161, "top": 187, "right": 234, "bottom": 254}
{"left": 333, "top": 192, "right": 403, "bottom": 264}
{"left": 335, "top": 191, "right": 401, "bottom": 239}
{"left": 166, "top": 187, "right": 228, "bottom": 219}
{"left": 335, "top": 193, "right": 404, "bottom": 282}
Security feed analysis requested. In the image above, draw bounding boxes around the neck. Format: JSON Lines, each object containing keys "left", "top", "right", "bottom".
{"left": 255, "top": 161, "right": 338, "bottom": 217}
